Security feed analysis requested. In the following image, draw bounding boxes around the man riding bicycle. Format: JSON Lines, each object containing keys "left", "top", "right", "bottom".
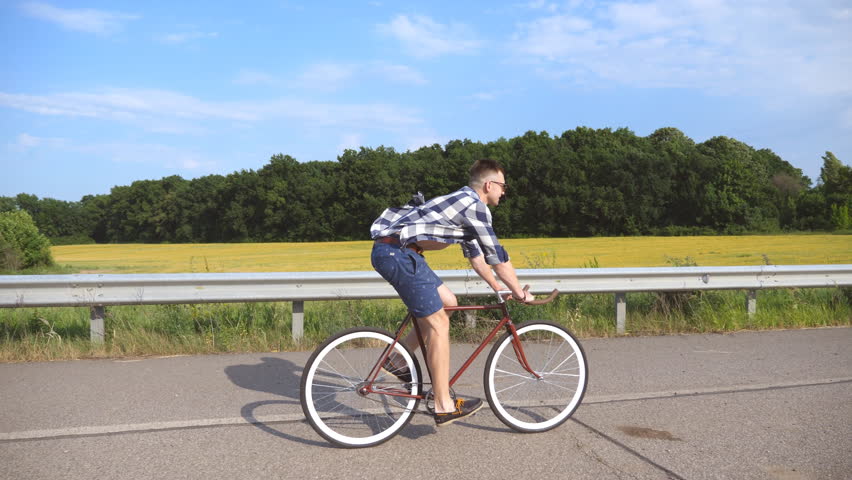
{"left": 370, "top": 158, "right": 534, "bottom": 426}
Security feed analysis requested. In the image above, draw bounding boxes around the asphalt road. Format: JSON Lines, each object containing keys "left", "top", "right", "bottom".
{"left": 1, "top": 328, "right": 850, "bottom": 479}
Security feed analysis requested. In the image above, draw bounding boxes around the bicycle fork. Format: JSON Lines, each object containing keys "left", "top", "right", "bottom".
{"left": 507, "top": 322, "right": 542, "bottom": 380}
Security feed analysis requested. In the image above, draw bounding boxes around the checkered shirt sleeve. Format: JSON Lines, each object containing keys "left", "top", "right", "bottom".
{"left": 369, "top": 187, "right": 509, "bottom": 266}
{"left": 369, "top": 205, "right": 412, "bottom": 239}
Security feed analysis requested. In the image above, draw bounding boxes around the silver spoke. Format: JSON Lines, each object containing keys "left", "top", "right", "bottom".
{"left": 494, "top": 368, "right": 535, "bottom": 379}
{"left": 539, "top": 379, "right": 581, "bottom": 392}
{"left": 496, "top": 378, "right": 530, "bottom": 395}
{"left": 546, "top": 352, "right": 577, "bottom": 376}
{"left": 301, "top": 329, "right": 420, "bottom": 447}
{"left": 336, "top": 347, "right": 365, "bottom": 384}
{"left": 315, "top": 364, "right": 361, "bottom": 386}
{"left": 486, "top": 324, "right": 587, "bottom": 433}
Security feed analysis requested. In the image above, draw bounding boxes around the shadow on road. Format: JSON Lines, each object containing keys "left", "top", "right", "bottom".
{"left": 239, "top": 399, "right": 332, "bottom": 448}
{"left": 225, "top": 356, "right": 436, "bottom": 446}
{"left": 225, "top": 356, "right": 302, "bottom": 398}
{"left": 225, "top": 356, "right": 326, "bottom": 446}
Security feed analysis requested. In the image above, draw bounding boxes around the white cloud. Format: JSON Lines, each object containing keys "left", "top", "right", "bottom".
{"left": 337, "top": 133, "right": 363, "bottom": 152}
{"left": 233, "top": 63, "right": 426, "bottom": 90}
{"left": 166, "top": 154, "right": 215, "bottom": 171}
{"left": 471, "top": 92, "right": 496, "bottom": 101}
{"left": 524, "top": 1, "right": 559, "bottom": 13}
{"left": 8, "top": 133, "right": 66, "bottom": 151}
{"left": 0, "top": 89, "right": 256, "bottom": 128}
{"left": 17, "top": 133, "right": 41, "bottom": 148}
{"left": 403, "top": 134, "right": 449, "bottom": 152}
{"left": 295, "top": 63, "right": 358, "bottom": 91}
{"left": 0, "top": 87, "right": 423, "bottom": 134}
{"left": 233, "top": 69, "right": 278, "bottom": 86}
{"left": 509, "top": 14, "right": 597, "bottom": 60}
{"left": 841, "top": 106, "right": 852, "bottom": 130}
{"left": 20, "top": 2, "right": 139, "bottom": 35}
{"left": 377, "top": 14, "right": 482, "bottom": 58}
{"left": 79, "top": 142, "right": 217, "bottom": 172}
{"left": 6, "top": 134, "right": 217, "bottom": 172}
{"left": 371, "top": 62, "right": 428, "bottom": 85}
{"left": 269, "top": 99, "right": 421, "bottom": 129}
{"left": 508, "top": 0, "right": 852, "bottom": 99}
{"left": 290, "top": 62, "right": 427, "bottom": 90}
{"left": 609, "top": 2, "right": 680, "bottom": 33}
{"left": 178, "top": 158, "right": 201, "bottom": 169}
{"left": 156, "top": 31, "right": 219, "bottom": 44}
{"left": 465, "top": 89, "right": 513, "bottom": 101}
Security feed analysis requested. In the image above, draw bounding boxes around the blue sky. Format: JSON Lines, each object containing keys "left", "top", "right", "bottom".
{"left": 2, "top": 0, "right": 851, "bottom": 202}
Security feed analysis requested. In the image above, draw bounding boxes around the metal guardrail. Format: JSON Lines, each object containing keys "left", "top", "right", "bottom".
{"left": 1, "top": 265, "right": 850, "bottom": 341}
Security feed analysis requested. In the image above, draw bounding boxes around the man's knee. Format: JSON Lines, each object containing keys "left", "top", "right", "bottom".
{"left": 418, "top": 309, "right": 450, "bottom": 333}
{"left": 438, "top": 285, "right": 457, "bottom": 307}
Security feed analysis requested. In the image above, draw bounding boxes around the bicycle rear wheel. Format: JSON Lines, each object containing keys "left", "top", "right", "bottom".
{"left": 484, "top": 322, "right": 587, "bottom": 432}
{"left": 300, "top": 327, "right": 422, "bottom": 448}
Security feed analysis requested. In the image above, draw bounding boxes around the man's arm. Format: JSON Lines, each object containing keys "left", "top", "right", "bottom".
{"left": 469, "top": 254, "right": 533, "bottom": 302}
{"left": 460, "top": 202, "right": 533, "bottom": 302}
{"left": 468, "top": 254, "right": 504, "bottom": 292}
{"left": 492, "top": 260, "right": 533, "bottom": 302}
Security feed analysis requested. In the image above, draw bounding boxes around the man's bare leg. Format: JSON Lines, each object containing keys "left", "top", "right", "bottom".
{"left": 385, "top": 285, "right": 457, "bottom": 412}
{"left": 398, "top": 284, "right": 456, "bottom": 352}
{"left": 416, "top": 307, "right": 456, "bottom": 413}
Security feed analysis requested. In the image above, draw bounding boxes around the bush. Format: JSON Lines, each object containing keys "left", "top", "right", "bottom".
{"left": 652, "top": 225, "right": 718, "bottom": 236}
{"left": 0, "top": 210, "right": 54, "bottom": 270}
{"left": 830, "top": 204, "right": 851, "bottom": 230}
{"left": 653, "top": 255, "right": 701, "bottom": 315}
{"left": 48, "top": 234, "right": 96, "bottom": 246}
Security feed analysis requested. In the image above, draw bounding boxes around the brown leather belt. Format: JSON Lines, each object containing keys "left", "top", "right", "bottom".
{"left": 375, "top": 236, "right": 423, "bottom": 255}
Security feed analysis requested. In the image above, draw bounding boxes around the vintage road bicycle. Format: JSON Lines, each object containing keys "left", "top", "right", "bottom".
{"left": 299, "top": 287, "right": 588, "bottom": 448}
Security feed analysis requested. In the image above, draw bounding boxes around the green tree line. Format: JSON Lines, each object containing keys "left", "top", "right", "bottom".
{"left": 2, "top": 127, "right": 851, "bottom": 244}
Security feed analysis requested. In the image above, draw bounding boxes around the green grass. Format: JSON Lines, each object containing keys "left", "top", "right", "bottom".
{"left": 2, "top": 288, "right": 849, "bottom": 362}
{"left": 2, "top": 235, "right": 850, "bottom": 362}
{"left": 0, "top": 264, "right": 79, "bottom": 276}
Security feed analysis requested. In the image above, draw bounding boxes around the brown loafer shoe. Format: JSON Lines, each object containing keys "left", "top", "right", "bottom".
{"left": 434, "top": 397, "right": 483, "bottom": 426}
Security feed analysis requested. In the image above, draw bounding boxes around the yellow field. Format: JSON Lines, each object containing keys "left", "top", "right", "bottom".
{"left": 52, "top": 235, "right": 851, "bottom": 273}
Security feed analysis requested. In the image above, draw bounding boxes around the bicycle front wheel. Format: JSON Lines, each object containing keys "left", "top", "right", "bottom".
{"left": 484, "top": 322, "right": 587, "bottom": 432}
{"left": 300, "top": 327, "right": 422, "bottom": 448}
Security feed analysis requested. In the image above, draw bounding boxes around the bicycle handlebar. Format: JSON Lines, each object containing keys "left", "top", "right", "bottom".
{"left": 497, "top": 285, "right": 560, "bottom": 305}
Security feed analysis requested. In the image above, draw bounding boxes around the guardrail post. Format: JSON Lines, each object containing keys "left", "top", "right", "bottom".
{"left": 292, "top": 301, "right": 304, "bottom": 341}
{"left": 90, "top": 306, "right": 105, "bottom": 343}
{"left": 615, "top": 292, "right": 626, "bottom": 334}
{"left": 746, "top": 290, "right": 757, "bottom": 317}
{"left": 464, "top": 311, "right": 477, "bottom": 329}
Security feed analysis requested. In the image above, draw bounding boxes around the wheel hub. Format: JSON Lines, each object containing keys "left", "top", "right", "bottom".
{"left": 355, "top": 382, "right": 371, "bottom": 396}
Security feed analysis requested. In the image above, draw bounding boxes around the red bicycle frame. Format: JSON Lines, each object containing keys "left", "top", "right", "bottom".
{"left": 363, "top": 299, "right": 541, "bottom": 400}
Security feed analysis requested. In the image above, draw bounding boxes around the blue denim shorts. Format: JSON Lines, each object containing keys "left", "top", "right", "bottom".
{"left": 371, "top": 242, "right": 444, "bottom": 318}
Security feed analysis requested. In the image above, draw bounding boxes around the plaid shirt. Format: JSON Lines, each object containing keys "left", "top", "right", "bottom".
{"left": 370, "top": 186, "right": 509, "bottom": 265}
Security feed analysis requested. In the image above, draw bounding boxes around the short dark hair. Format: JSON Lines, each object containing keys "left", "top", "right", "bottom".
{"left": 469, "top": 159, "right": 505, "bottom": 187}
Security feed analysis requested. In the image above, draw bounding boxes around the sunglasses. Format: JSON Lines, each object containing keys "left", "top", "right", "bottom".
{"left": 490, "top": 180, "right": 509, "bottom": 192}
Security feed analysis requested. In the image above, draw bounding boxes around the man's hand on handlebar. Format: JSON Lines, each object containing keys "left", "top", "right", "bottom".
{"left": 499, "top": 286, "right": 561, "bottom": 305}
{"left": 511, "top": 290, "right": 535, "bottom": 303}
{"left": 498, "top": 285, "right": 534, "bottom": 303}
